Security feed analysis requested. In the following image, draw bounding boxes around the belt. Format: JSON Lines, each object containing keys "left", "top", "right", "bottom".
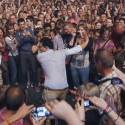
{"left": 44, "top": 86, "right": 68, "bottom": 91}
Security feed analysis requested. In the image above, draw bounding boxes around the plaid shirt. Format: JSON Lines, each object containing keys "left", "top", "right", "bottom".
{"left": 99, "top": 71, "right": 121, "bottom": 111}
{"left": 99, "top": 71, "right": 121, "bottom": 125}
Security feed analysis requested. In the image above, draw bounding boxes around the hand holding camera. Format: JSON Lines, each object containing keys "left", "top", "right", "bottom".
{"left": 23, "top": 30, "right": 31, "bottom": 37}
{"left": 25, "top": 29, "right": 31, "bottom": 36}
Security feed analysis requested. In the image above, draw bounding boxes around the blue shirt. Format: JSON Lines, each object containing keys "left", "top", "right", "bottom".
{"left": 16, "top": 27, "right": 37, "bottom": 54}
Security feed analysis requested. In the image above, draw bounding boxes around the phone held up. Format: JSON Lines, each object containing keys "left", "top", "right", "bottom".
{"left": 84, "top": 99, "right": 93, "bottom": 107}
{"left": 31, "top": 106, "right": 51, "bottom": 121}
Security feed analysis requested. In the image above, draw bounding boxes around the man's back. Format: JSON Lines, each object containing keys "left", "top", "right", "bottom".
{"left": 37, "top": 49, "right": 68, "bottom": 89}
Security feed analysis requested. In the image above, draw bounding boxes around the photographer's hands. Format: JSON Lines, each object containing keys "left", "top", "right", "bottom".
{"left": 75, "top": 99, "right": 85, "bottom": 122}
{"left": 45, "top": 100, "right": 83, "bottom": 125}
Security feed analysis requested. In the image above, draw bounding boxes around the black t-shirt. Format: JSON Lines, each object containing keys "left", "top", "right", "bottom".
{"left": 85, "top": 109, "right": 101, "bottom": 125}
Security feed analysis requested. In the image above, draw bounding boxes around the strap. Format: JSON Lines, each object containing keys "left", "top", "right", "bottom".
{"left": 101, "top": 39, "right": 110, "bottom": 49}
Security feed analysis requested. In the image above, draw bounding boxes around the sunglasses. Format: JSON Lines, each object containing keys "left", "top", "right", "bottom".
{"left": 99, "top": 77, "right": 123, "bottom": 85}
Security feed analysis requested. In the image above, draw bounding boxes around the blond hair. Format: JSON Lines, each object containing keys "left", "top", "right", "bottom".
{"left": 77, "top": 83, "right": 99, "bottom": 98}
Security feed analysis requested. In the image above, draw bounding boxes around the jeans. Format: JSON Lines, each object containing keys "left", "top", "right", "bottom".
{"left": 2, "top": 62, "right": 10, "bottom": 85}
{"left": 20, "top": 54, "right": 37, "bottom": 88}
{"left": 8, "top": 55, "right": 22, "bottom": 86}
{"left": 70, "top": 65, "right": 89, "bottom": 87}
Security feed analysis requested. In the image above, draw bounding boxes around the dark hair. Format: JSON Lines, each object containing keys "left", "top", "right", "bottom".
{"left": 44, "top": 23, "right": 51, "bottom": 30}
{"left": 5, "top": 85, "right": 27, "bottom": 111}
{"left": 17, "top": 18, "right": 25, "bottom": 25}
{"left": 34, "top": 27, "right": 43, "bottom": 36}
{"left": 93, "top": 29, "right": 101, "bottom": 35}
{"left": 6, "top": 23, "right": 14, "bottom": 36}
{"left": 54, "top": 10, "right": 60, "bottom": 18}
{"left": 55, "top": 19, "right": 64, "bottom": 31}
{"left": 36, "top": 19, "right": 42, "bottom": 24}
{"left": 119, "top": 18, "right": 125, "bottom": 23}
{"left": 50, "top": 29, "right": 56, "bottom": 35}
{"left": 94, "top": 50, "right": 113, "bottom": 68}
{"left": 38, "top": 13, "right": 44, "bottom": 17}
{"left": 120, "top": 89, "right": 125, "bottom": 111}
{"left": 121, "top": 13, "right": 125, "bottom": 17}
{"left": 40, "top": 37, "right": 53, "bottom": 49}
{"left": 26, "top": 15, "right": 34, "bottom": 23}
{"left": 100, "top": 26, "right": 112, "bottom": 36}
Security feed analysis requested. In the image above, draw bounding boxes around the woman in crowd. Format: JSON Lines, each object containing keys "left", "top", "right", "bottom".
{"left": 94, "top": 27, "right": 115, "bottom": 55}
{"left": 5, "top": 23, "right": 21, "bottom": 86}
{"left": 70, "top": 24, "right": 91, "bottom": 87}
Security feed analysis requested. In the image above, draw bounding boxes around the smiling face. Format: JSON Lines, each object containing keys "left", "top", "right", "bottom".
{"left": 8, "top": 26, "right": 14, "bottom": 35}
{"left": 18, "top": 21, "right": 25, "bottom": 31}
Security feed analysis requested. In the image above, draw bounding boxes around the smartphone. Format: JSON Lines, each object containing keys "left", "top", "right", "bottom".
{"left": 84, "top": 99, "right": 93, "bottom": 107}
{"left": 111, "top": 77, "right": 123, "bottom": 85}
{"left": 31, "top": 106, "right": 51, "bottom": 121}
{"left": 84, "top": 99, "right": 90, "bottom": 107}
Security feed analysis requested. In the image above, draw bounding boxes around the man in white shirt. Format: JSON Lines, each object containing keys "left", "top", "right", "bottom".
{"left": 37, "top": 33, "right": 88, "bottom": 102}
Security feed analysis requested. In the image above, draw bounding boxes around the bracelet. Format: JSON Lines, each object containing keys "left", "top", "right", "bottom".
{"left": 103, "top": 104, "right": 110, "bottom": 112}
{"left": 113, "top": 115, "right": 119, "bottom": 123}
{"left": 5, "top": 119, "right": 10, "bottom": 125}
{"left": 105, "top": 107, "right": 113, "bottom": 114}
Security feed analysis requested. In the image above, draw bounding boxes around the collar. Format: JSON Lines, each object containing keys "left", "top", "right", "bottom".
{"left": 99, "top": 70, "right": 117, "bottom": 82}
{"left": 39, "top": 49, "right": 53, "bottom": 56}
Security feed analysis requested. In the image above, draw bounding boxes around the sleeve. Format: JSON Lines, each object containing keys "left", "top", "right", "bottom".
{"left": 5, "top": 37, "right": 13, "bottom": 49}
{"left": 63, "top": 45, "right": 82, "bottom": 56}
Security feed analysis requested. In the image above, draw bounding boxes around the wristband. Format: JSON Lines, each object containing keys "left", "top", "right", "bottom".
{"left": 5, "top": 119, "right": 10, "bottom": 125}
{"left": 113, "top": 115, "right": 119, "bottom": 123}
{"left": 103, "top": 104, "right": 110, "bottom": 112}
{"left": 105, "top": 107, "right": 113, "bottom": 114}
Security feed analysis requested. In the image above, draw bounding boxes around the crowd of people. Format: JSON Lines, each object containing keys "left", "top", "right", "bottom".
{"left": 0, "top": 0, "right": 125, "bottom": 125}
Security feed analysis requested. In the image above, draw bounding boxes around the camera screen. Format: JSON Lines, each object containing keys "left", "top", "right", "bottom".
{"left": 84, "top": 100, "right": 89, "bottom": 107}
{"left": 31, "top": 106, "right": 51, "bottom": 120}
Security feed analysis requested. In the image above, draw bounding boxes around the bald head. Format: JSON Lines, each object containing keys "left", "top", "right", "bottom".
{"left": 5, "top": 85, "right": 26, "bottom": 111}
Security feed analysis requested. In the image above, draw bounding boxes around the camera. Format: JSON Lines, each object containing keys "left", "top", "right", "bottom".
{"left": 84, "top": 99, "right": 93, "bottom": 107}
{"left": 31, "top": 106, "right": 51, "bottom": 121}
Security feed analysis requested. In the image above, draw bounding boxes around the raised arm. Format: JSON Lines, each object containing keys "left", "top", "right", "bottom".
{"left": 0, "top": 103, "right": 34, "bottom": 125}
{"left": 64, "top": 31, "right": 89, "bottom": 56}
